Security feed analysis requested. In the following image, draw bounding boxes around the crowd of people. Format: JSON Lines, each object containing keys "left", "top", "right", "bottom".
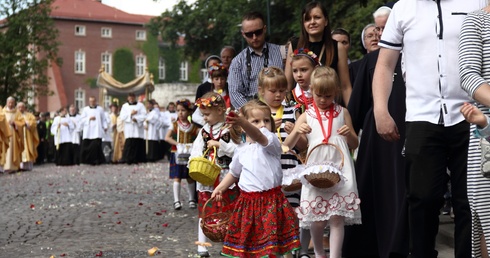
{"left": 3, "top": 0, "right": 490, "bottom": 257}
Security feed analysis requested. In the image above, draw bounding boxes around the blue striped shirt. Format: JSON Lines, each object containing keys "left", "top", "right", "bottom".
{"left": 228, "top": 43, "right": 284, "bottom": 108}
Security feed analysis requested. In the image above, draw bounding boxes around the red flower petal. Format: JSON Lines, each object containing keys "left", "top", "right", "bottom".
{"left": 98, "top": 215, "right": 101, "bottom": 218}
{"left": 35, "top": 220, "right": 42, "bottom": 225}
{"left": 162, "top": 223, "right": 168, "bottom": 227}
{"left": 116, "top": 221, "right": 121, "bottom": 224}
{"left": 102, "top": 212, "right": 107, "bottom": 214}
{"left": 114, "top": 212, "right": 119, "bottom": 214}
{"left": 30, "top": 204, "right": 35, "bottom": 209}
{"left": 138, "top": 202, "right": 143, "bottom": 206}
{"left": 161, "top": 210, "right": 167, "bottom": 213}
{"left": 60, "top": 254, "right": 66, "bottom": 257}
{"left": 95, "top": 251, "right": 103, "bottom": 256}
{"left": 155, "top": 212, "right": 162, "bottom": 216}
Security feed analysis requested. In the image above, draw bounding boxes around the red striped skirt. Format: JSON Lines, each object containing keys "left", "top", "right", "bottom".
{"left": 221, "top": 186, "right": 300, "bottom": 257}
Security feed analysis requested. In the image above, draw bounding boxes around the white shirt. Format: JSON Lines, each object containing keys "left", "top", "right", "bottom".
{"left": 80, "top": 106, "right": 107, "bottom": 139}
{"left": 67, "top": 114, "right": 81, "bottom": 144}
{"left": 145, "top": 108, "right": 161, "bottom": 141}
{"left": 51, "top": 116, "right": 75, "bottom": 145}
{"left": 119, "top": 102, "right": 147, "bottom": 139}
{"left": 379, "top": 0, "right": 486, "bottom": 126}
{"left": 102, "top": 112, "right": 112, "bottom": 142}
{"left": 229, "top": 128, "right": 283, "bottom": 192}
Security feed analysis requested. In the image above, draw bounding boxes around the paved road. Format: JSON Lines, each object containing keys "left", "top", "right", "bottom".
{"left": 0, "top": 162, "right": 455, "bottom": 258}
{"left": 0, "top": 161, "right": 223, "bottom": 258}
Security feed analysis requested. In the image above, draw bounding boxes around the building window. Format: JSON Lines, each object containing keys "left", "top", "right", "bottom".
{"left": 75, "top": 25, "right": 86, "bottom": 36}
{"left": 104, "top": 95, "right": 111, "bottom": 110}
{"left": 158, "top": 57, "right": 166, "bottom": 80}
{"left": 201, "top": 68, "right": 207, "bottom": 81}
{"left": 101, "top": 27, "right": 112, "bottom": 38}
{"left": 101, "top": 52, "right": 112, "bottom": 74}
{"left": 136, "top": 30, "right": 146, "bottom": 41}
{"left": 135, "top": 54, "right": 146, "bottom": 77}
{"left": 74, "top": 50, "right": 86, "bottom": 74}
{"left": 74, "top": 88, "right": 85, "bottom": 110}
{"left": 179, "top": 61, "right": 188, "bottom": 81}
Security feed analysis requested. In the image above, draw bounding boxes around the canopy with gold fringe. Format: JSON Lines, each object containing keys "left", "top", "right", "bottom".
{"left": 96, "top": 66, "right": 154, "bottom": 97}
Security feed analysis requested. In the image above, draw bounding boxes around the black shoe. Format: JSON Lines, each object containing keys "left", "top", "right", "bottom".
{"left": 174, "top": 201, "right": 182, "bottom": 210}
{"left": 198, "top": 251, "right": 210, "bottom": 257}
{"left": 442, "top": 199, "right": 451, "bottom": 215}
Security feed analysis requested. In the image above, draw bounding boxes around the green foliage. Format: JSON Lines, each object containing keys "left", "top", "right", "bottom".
{"left": 141, "top": 32, "right": 159, "bottom": 82}
{"left": 0, "top": 0, "right": 61, "bottom": 103}
{"left": 113, "top": 48, "right": 135, "bottom": 83}
{"left": 189, "top": 59, "right": 202, "bottom": 83}
{"left": 148, "top": 0, "right": 387, "bottom": 62}
{"left": 159, "top": 46, "right": 180, "bottom": 83}
{"left": 85, "top": 77, "right": 97, "bottom": 89}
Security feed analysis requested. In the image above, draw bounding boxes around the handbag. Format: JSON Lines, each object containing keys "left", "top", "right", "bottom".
{"left": 481, "top": 137, "right": 490, "bottom": 178}
{"left": 175, "top": 124, "right": 192, "bottom": 165}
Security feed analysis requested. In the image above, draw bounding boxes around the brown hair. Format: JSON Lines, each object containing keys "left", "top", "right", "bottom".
{"left": 258, "top": 67, "right": 288, "bottom": 93}
{"left": 239, "top": 99, "right": 275, "bottom": 132}
{"left": 310, "top": 66, "right": 340, "bottom": 98}
{"left": 297, "top": 1, "right": 334, "bottom": 66}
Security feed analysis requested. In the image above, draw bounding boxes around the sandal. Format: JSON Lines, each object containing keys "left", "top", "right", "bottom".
{"left": 173, "top": 201, "right": 182, "bottom": 210}
{"left": 198, "top": 251, "right": 210, "bottom": 257}
{"left": 189, "top": 200, "right": 197, "bottom": 209}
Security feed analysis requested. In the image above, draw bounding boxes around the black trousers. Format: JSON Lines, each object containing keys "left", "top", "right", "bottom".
{"left": 122, "top": 138, "right": 146, "bottom": 164}
{"left": 405, "top": 121, "right": 470, "bottom": 258}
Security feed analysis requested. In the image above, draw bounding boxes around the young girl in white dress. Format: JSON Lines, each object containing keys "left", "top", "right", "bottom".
{"left": 284, "top": 66, "right": 361, "bottom": 258}
{"left": 212, "top": 99, "right": 300, "bottom": 257}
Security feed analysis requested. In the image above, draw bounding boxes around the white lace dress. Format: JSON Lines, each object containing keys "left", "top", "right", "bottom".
{"left": 296, "top": 104, "right": 362, "bottom": 228}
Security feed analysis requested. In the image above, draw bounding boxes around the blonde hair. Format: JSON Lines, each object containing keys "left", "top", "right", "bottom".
{"left": 310, "top": 66, "right": 341, "bottom": 98}
{"left": 197, "top": 92, "right": 226, "bottom": 110}
{"left": 239, "top": 99, "right": 275, "bottom": 132}
{"left": 258, "top": 67, "right": 288, "bottom": 92}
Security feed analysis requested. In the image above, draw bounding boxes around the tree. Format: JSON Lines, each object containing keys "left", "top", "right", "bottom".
{"left": 149, "top": 0, "right": 387, "bottom": 62}
{"left": 0, "top": 0, "right": 60, "bottom": 106}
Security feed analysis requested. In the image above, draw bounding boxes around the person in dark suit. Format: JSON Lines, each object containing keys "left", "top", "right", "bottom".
{"left": 36, "top": 112, "right": 47, "bottom": 165}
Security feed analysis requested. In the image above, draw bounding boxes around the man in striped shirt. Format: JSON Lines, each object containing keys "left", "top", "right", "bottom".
{"left": 228, "top": 11, "right": 284, "bottom": 109}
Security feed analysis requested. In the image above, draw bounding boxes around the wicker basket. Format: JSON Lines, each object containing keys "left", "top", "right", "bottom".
{"left": 200, "top": 197, "right": 231, "bottom": 242}
{"left": 189, "top": 147, "right": 221, "bottom": 186}
{"left": 281, "top": 150, "right": 305, "bottom": 192}
{"left": 303, "top": 143, "right": 343, "bottom": 188}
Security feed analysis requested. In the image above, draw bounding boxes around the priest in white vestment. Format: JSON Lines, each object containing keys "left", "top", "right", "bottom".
{"left": 68, "top": 104, "right": 81, "bottom": 165}
{"left": 79, "top": 96, "right": 107, "bottom": 165}
{"left": 145, "top": 100, "right": 161, "bottom": 162}
{"left": 51, "top": 107, "right": 75, "bottom": 166}
{"left": 120, "top": 93, "right": 147, "bottom": 164}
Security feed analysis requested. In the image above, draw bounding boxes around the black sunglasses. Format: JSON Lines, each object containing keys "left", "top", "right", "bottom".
{"left": 243, "top": 27, "right": 265, "bottom": 38}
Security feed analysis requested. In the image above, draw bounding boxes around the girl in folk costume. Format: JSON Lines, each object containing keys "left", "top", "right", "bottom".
{"left": 51, "top": 107, "right": 75, "bottom": 166}
{"left": 192, "top": 64, "right": 231, "bottom": 127}
{"left": 212, "top": 99, "right": 300, "bottom": 258}
{"left": 189, "top": 92, "right": 241, "bottom": 258}
{"left": 164, "top": 99, "right": 200, "bottom": 210}
{"left": 283, "top": 67, "right": 361, "bottom": 258}
{"left": 257, "top": 67, "right": 311, "bottom": 257}
{"left": 290, "top": 48, "right": 320, "bottom": 113}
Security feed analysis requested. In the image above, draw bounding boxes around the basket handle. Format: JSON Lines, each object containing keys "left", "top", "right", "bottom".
{"left": 305, "top": 142, "right": 344, "bottom": 169}
{"left": 202, "top": 146, "right": 218, "bottom": 164}
{"left": 202, "top": 196, "right": 228, "bottom": 219}
{"left": 286, "top": 150, "right": 305, "bottom": 164}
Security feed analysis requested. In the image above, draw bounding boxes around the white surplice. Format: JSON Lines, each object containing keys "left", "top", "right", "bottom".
{"left": 80, "top": 106, "right": 107, "bottom": 139}
{"left": 119, "top": 102, "right": 146, "bottom": 139}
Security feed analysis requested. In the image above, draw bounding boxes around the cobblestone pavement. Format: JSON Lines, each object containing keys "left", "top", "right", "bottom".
{"left": 0, "top": 161, "right": 223, "bottom": 258}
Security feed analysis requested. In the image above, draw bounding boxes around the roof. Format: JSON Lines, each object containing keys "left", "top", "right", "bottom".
{"left": 50, "top": 0, "right": 154, "bottom": 25}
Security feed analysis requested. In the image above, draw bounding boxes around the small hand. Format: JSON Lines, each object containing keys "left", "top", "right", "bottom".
{"left": 296, "top": 123, "right": 312, "bottom": 134}
{"left": 274, "top": 117, "right": 282, "bottom": 130}
{"left": 131, "top": 110, "right": 138, "bottom": 115}
{"left": 207, "top": 140, "right": 220, "bottom": 149}
{"left": 211, "top": 189, "right": 222, "bottom": 201}
{"left": 283, "top": 121, "right": 294, "bottom": 134}
{"left": 336, "top": 125, "right": 351, "bottom": 136}
{"left": 461, "top": 102, "right": 487, "bottom": 127}
{"left": 90, "top": 116, "right": 96, "bottom": 121}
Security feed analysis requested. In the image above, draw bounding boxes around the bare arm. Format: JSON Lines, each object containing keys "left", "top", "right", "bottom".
{"left": 341, "top": 108, "right": 359, "bottom": 149}
{"left": 337, "top": 41, "right": 352, "bottom": 106}
{"left": 373, "top": 48, "right": 400, "bottom": 142}
{"left": 226, "top": 113, "right": 268, "bottom": 146}
{"left": 211, "top": 173, "right": 238, "bottom": 201}
{"left": 283, "top": 113, "right": 310, "bottom": 149}
{"left": 284, "top": 44, "right": 295, "bottom": 91}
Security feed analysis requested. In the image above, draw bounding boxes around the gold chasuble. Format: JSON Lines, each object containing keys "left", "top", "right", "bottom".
{"left": 3, "top": 107, "right": 25, "bottom": 172}
{"left": 0, "top": 107, "right": 12, "bottom": 167}
{"left": 21, "top": 112, "right": 39, "bottom": 163}
{"left": 112, "top": 115, "right": 125, "bottom": 163}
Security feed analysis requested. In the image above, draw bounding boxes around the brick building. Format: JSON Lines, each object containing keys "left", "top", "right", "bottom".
{"left": 38, "top": 0, "right": 156, "bottom": 113}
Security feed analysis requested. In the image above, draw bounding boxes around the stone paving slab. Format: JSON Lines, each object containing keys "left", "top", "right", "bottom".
{"left": 0, "top": 162, "right": 223, "bottom": 258}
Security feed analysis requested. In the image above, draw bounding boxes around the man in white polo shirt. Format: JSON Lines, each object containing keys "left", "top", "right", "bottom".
{"left": 372, "top": 0, "right": 486, "bottom": 257}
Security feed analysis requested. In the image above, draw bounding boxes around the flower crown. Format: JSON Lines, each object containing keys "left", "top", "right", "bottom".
{"left": 291, "top": 48, "right": 320, "bottom": 66}
{"left": 195, "top": 94, "right": 224, "bottom": 109}
{"left": 176, "top": 99, "right": 192, "bottom": 109}
{"left": 208, "top": 63, "right": 228, "bottom": 77}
